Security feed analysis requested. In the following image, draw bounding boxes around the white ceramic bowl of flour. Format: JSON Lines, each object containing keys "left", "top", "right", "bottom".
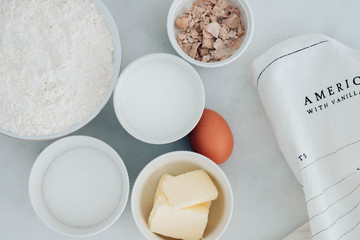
{"left": 0, "top": 0, "right": 121, "bottom": 141}
{"left": 29, "top": 136, "right": 129, "bottom": 237}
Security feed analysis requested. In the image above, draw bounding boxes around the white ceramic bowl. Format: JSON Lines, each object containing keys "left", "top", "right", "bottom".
{"left": 113, "top": 53, "right": 205, "bottom": 144}
{"left": 29, "top": 136, "right": 129, "bottom": 237}
{"left": 0, "top": 0, "right": 121, "bottom": 141}
{"left": 131, "top": 151, "right": 233, "bottom": 240}
{"left": 167, "top": 0, "right": 254, "bottom": 68}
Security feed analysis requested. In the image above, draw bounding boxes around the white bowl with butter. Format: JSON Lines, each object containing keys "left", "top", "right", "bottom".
{"left": 131, "top": 151, "right": 233, "bottom": 240}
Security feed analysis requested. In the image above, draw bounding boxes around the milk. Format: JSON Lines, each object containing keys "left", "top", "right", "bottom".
{"left": 118, "top": 55, "right": 204, "bottom": 140}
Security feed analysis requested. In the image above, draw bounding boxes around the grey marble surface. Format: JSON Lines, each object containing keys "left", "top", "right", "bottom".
{"left": 1, "top": 0, "right": 359, "bottom": 239}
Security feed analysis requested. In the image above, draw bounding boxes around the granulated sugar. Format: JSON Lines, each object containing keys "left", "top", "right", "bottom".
{"left": 42, "top": 146, "right": 122, "bottom": 227}
{"left": 0, "top": 0, "right": 114, "bottom": 136}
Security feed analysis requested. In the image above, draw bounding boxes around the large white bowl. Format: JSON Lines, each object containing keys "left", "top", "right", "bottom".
{"left": 167, "top": 0, "right": 254, "bottom": 68}
{"left": 131, "top": 151, "right": 233, "bottom": 240}
{"left": 29, "top": 136, "right": 129, "bottom": 237}
{"left": 0, "top": 0, "right": 121, "bottom": 141}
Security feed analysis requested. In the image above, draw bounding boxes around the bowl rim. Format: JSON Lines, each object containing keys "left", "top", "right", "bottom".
{"left": 167, "top": 0, "right": 254, "bottom": 68}
{"left": 28, "top": 135, "right": 130, "bottom": 237}
{"left": 113, "top": 53, "right": 205, "bottom": 145}
{"left": 131, "top": 150, "right": 234, "bottom": 240}
{"left": 0, "top": 0, "right": 122, "bottom": 141}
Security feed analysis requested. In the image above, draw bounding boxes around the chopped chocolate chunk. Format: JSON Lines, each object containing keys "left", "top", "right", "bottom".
{"left": 209, "top": 0, "right": 217, "bottom": 5}
{"left": 227, "top": 37, "right": 242, "bottom": 51}
{"left": 215, "top": 11, "right": 229, "bottom": 19}
{"left": 205, "top": 22, "right": 221, "bottom": 38}
{"left": 178, "top": 32, "right": 187, "bottom": 41}
{"left": 222, "top": 13, "right": 240, "bottom": 28}
{"left": 198, "top": 48, "right": 209, "bottom": 56}
{"left": 189, "top": 42, "right": 201, "bottom": 58}
{"left": 218, "top": 26, "right": 229, "bottom": 40}
{"left": 193, "top": 0, "right": 204, "bottom": 5}
{"left": 184, "top": 8, "right": 192, "bottom": 15}
{"left": 187, "top": 36, "right": 194, "bottom": 44}
{"left": 213, "top": 38, "right": 226, "bottom": 50}
{"left": 203, "top": 29, "right": 214, "bottom": 39}
{"left": 183, "top": 44, "right": 192, "bottom": 54}
{"left": 237, "top": 22, "right": 245, "bottom": 36}
{"left": 202, "top": 54, "right": 211, "bottom": 62}
{"left": 202, "top": 38, "right": 215, "bottom": 49}
{"left": 209, "top": 15, "right": 217, "bottom": 22}
{"left": 210, "top": 48, "right": 232, "bottom": 60}
{"left": 193, "top": 6, "right": 205, "bottom": 18}
{"left": 230, "top": 7, "right": 240, "bottom": 15}
{"left": 190, "top": 29, "right": 200, "bottom": 39}
{"left": 228, "top": 30, "right": 238, "bottom": 39}
{"left": 175, "top": 17, "right": 189, "bottom": 30}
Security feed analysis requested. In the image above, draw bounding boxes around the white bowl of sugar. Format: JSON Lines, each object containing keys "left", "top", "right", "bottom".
{"left": 28, "top": 136, "right": 129, "bottom": 237}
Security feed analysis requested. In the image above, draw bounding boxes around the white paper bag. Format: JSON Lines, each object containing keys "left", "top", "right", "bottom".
{"left": 252, "top": 33, "right": 360, "bottom": 240}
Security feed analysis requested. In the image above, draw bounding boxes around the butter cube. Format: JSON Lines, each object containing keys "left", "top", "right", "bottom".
{"left": 162, "top": 169, "right": 218, "bottom": 209}
{"left": 153, "top": 174, "right": 173, "bottom": 203}
{"left": 148, "top": 194, "right": 209, "bottom": 240}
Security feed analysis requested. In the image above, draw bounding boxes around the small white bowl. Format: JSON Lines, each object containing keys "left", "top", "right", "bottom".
{"left": 113, "top": 53, "right": 205, "bottom": 144}
{"left": 29, "top": 136, "right": 129, "bottom": 237}
{"left": 0, "top": 0, "right": 121, "bottom": 141}
{"left": 167, "top": 0, "right": 254, "bottom": 68}
{"left": 131, "top": 151, "right": 233, "bottom": 240}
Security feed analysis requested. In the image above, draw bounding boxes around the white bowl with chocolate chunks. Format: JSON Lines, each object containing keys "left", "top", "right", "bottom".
{"left": 167, "top": 0, "right": 254, "bottom": 68}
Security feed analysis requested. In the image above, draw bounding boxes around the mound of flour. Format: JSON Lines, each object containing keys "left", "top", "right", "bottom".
{"left": 0, "top": 0, "right": 114, "bottom": 136}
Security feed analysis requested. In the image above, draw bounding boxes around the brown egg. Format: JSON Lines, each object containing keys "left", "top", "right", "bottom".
{"left": 189, "top": 108, "right": 234, "bottom": 164}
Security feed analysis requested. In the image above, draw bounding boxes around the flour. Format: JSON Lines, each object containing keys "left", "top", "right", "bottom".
{"left": 0, "top": 0, "right": 115, "bottom": 136}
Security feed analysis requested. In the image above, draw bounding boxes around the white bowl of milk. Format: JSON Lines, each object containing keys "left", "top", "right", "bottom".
{"left": 28, "top": 136, "right": 129, "bottom": 237}
{"left": 113, "top": 53, "right": 205, "bottom": 144}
